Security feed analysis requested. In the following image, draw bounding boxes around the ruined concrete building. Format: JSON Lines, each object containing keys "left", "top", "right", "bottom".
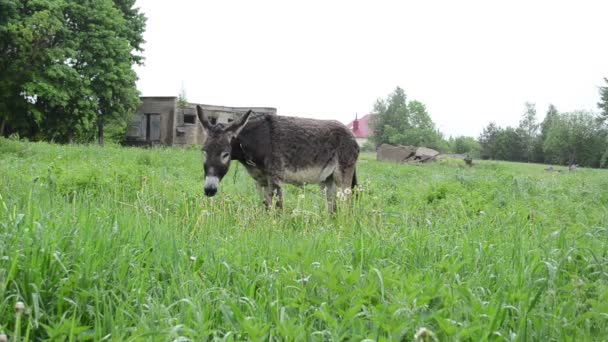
{"left": 125, "top": 96, "right": 277, "bottom": 146}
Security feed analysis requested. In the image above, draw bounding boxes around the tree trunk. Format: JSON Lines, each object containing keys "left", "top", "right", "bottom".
{"left": 0, "top": 118, "right": 5, "bottom": 137}
{"left": 569, "top": 149, "right": 577, "bottom": 165}
{"left": 97, "top": 119, "right": 104, "bottom": 146}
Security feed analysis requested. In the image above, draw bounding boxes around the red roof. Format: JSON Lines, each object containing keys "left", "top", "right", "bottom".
{"left": 347, "top": 114, "right": 375, "bottom": 138}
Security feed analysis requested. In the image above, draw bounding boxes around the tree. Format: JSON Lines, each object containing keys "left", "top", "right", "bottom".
{"left": 371, "top": 87, "right": 409, "bottom": 146}
{"left": 178, "top": 83, "right": 188, "bottom": 109}
{"left": 371, "top": 87, "right": 443, "bottom": 149}
{"left": 0, "top": 0, "right": 69, "bottom": 138}
{"left": 451, "top": 136, "right": 482, "bottom": 157}
{"left": 494, "top": 127, "right": 525, "bottom": 161}
{"left": 599, "top": 77, "right": 608, "bottom": 122}
{"left": 403, "top": 100, "right": 443, "bottom": 149}
{"left": 111, "top": 0, "right": 146, "bottom": 64}
{"left": 518, "top": 102, "right": 538, "bottom": 162}
{"left": 478, "top": 122, "right": 500, "bottom": 159}
{"left": 0, "top": 0, "right": 145, "bottom": 143}
{"left": 596, "top": 79, "right": 608, "bottom": 167}
{"left": 543, "top": 111, "right": 607, "bottom": 167}
{"left": 532, "top": 104, "right": 559, "bottom": 162}
{"left": 68, "top": 0, "right": 144, "bottom": 145}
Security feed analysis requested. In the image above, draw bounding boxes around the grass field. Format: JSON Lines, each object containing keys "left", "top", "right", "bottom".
{"left": 1, "top": 137, "right": 607, "bottom": 341}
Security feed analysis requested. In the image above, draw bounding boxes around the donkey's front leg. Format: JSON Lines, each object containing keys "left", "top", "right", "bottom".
{"left": 265, "top": 176, "right": 283, "bottom": 209}
{"left": 256, "top": 182, "right": 272, "bottom": 209}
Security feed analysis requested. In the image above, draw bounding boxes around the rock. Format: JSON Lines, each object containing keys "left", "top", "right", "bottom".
{"left": 569, "top": 164, "right": 580, "bottom": 172}
{"left": 377, "top": 144, "right": 439, "bottom": 163}
{"left": 414, "top": 147, "right": 440, "bottom": 162}
{"left": 377, "top": 144, "right": 416, "bottom": 162}
{"left": 464, "top": 155, "right": 473, "bottom": 166}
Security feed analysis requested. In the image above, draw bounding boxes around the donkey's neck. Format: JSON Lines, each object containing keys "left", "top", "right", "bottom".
{"left": 229, "top": 138, "right": 255, "bottom": 167}
{"left": 230, "top": 138, "right": 247, "bottom": 162}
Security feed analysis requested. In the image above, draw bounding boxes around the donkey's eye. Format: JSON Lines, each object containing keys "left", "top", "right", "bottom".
{"left": 221, "top": 152, "right": 231, "bottom": 163}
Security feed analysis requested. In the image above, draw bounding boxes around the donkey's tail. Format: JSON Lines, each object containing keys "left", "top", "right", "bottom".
{"left": 351, "top": 168, "right": 357, "bottom": 190}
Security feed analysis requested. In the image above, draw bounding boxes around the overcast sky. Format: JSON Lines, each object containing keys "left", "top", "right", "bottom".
{"left": 134, "top": 0, "right": 608, "bottom": 137}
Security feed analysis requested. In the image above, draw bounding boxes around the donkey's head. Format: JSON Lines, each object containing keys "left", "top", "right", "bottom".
{"left": 197, "top": 105, "right": 252, "bottom": 197}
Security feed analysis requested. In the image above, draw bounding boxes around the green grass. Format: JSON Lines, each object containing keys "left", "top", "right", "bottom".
{"left": 1, "top": 137, "right": 607, "bottom": 341}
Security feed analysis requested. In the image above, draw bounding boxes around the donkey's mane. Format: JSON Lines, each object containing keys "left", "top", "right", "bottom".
{"left": 209, "top": 112, "right": 269, "bottom": 133}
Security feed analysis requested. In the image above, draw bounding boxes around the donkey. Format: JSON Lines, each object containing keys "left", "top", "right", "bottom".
{"left": 196, "top": 105, "right": 359, "bottom": 212}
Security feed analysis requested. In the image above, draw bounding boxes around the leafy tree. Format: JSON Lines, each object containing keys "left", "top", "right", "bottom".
{"left": 178, "top": 83, "right": 188, "bottom": 109}
{"left": 543, "top": 111, "right": 607, "bottom": 167}
{"left": 451, "top": 136, "right": 481, "bottom": 157}
{"left": 518, "top": 102, "right": 538, "bottom": 162}
{"left": 601, "top": 146, "right": 608, "bottom": 168}
{"left": 111, "top": 0, "right": 146, "bottom": 64}
{"left": 68, "top": 0, "right": 143, "bottom": 145}
{"left": 371, "top": 87, "right": 443, "bottom": 149}
{"left": 371, "top": 87, "right": 409, "bottom": 146}
{"left": 532, "top": 104, "right": 558, "bottom": 162}
{"left": 494, "top": 127, "right": 525, "bottom": 161}
{"left": 478, "top": 122, "right": 500, "bottom": 159}
{"left": 0, "top": 0, "right": 69, "bottom": 138}
{"left": 0, "top": 0, "right": 145, "bottom": 143}
{"left": 599, "top": 77, "right": 608, "bottom": 122}
{"left": 403, "top": 100, "right": 443, "bottom": 149}
{"left": 596, "top": 79, "right": 608, "bottom": 167}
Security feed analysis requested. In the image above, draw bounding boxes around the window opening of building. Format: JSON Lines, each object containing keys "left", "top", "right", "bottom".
{"left": 184, "top": 114, "right": 196, "bottom": 125}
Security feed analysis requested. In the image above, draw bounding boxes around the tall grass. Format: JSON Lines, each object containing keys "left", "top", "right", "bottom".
{"left": 1, "top": 137, "right": 607, "bottom": 341}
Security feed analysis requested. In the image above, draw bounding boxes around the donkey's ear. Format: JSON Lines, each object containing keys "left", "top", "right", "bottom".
{"left": 227, "top": 110, "right": 253, "bottom": 137}
{"left": 196, "top": 105, "right": 212, "bottom": 130}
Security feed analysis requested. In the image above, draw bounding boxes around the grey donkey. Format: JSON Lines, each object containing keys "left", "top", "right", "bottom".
{"left": 196, "top": 105, "right": 360, "bottom": 212}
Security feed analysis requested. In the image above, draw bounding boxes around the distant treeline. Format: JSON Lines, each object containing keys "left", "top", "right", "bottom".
{"left": 478, "top": 101, "right": 608, "bottom": 168}
{"left": 371, "top": 84, "right": 608, "bottom": 168}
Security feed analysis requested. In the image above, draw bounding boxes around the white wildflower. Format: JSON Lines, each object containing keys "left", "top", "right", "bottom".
{"left": 414, "top": 327, "right": 438, "bottom": 342}
{"left": 15, "top": 301, "right": 25, "bottom": 314}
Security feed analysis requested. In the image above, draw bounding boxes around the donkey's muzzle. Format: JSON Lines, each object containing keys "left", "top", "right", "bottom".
{"left": 204, "top": 176, "right": 220, "bottom": 197}
{"left": 204, "top": 187, "right": 217, "bottom": 197}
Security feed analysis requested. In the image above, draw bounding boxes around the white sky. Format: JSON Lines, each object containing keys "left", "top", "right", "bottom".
{"left": 134, "top": 0, "right": 608, "bottom": 137}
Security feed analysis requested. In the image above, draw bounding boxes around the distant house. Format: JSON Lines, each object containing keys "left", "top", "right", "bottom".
{"left": 347, "top": 114, "right": 376, "bottom": 146}
{"left": 125, "top": 96, "right": 276, "bottom": 146}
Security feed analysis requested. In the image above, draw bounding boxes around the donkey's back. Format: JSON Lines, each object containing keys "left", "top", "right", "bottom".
{"left": 268, "top": 116, "right": 359, "bottom": 183}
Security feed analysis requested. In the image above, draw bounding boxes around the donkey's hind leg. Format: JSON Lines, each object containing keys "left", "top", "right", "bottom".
{"left": 336, "top": 165, "right": 356, "bottom": 195}
{"left": 331, "top": 165, "right": 356, "bottom": 213}
{"left": 321, "top": 175, "right": 337, "bottom": 212}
